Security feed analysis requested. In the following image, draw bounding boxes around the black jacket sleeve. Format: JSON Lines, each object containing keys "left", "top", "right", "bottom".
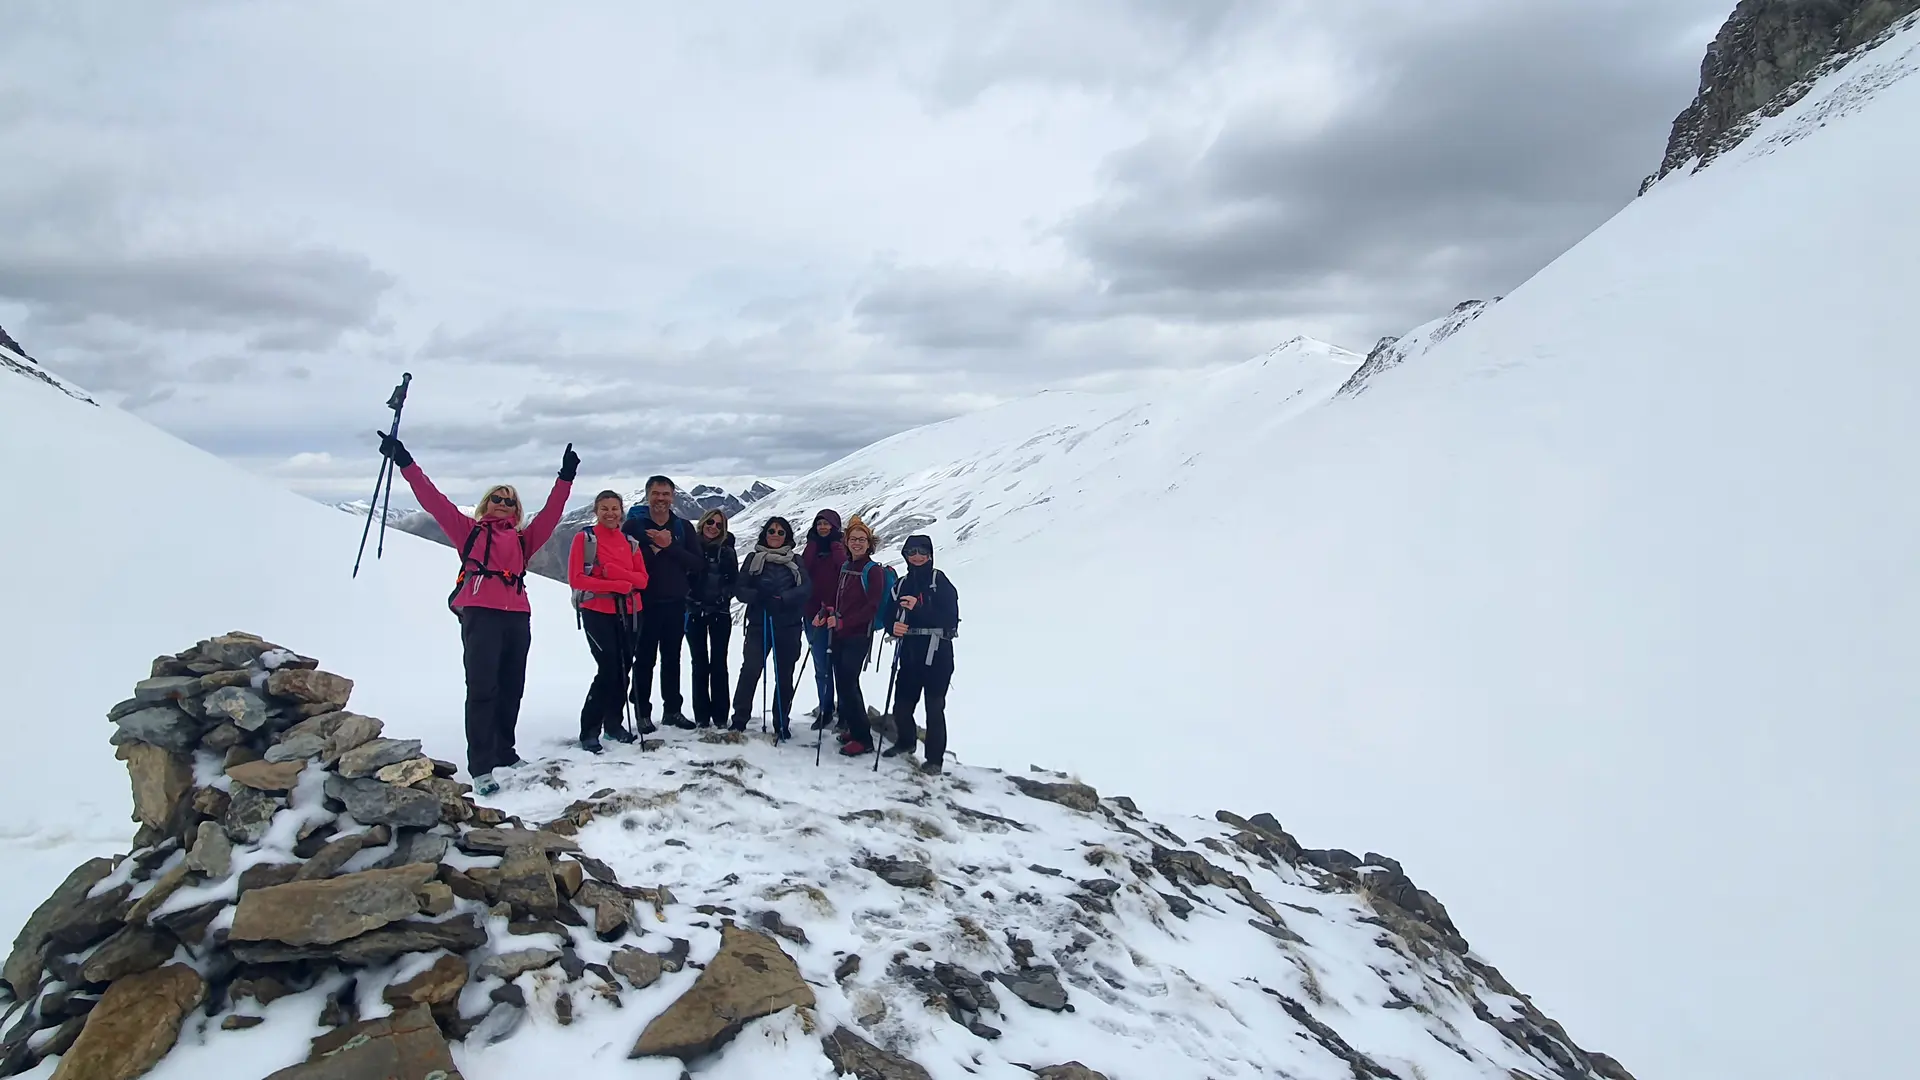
{"left": 779, "top": 562, "right": 811, "bottom": 610}
{"left": 734, "top": 565, "right": 760, "bottom": 606}
{"left": 720, "top": 543, "right": 739, "bottom": 591}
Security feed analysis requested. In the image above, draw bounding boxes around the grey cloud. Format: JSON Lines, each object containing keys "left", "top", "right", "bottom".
{"left": 1061, "top": 0, "right": 1729, "bottom": 339}
{"left": 0, "top": 247, "right": 393, "bottom": 343}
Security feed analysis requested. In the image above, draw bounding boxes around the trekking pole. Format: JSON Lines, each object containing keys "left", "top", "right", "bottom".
{"left": 874, "top": 633, "right": 903, "bottom": 773}
{"left": 759, "top": 616, "right": 770, "bottom": 735}
{"left": 352, "top": 372, "right": 412, "bottom": 578}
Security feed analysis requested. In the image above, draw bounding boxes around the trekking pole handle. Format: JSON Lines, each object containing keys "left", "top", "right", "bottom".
{"left": 387, "top": 372, "right": 412, "bottom": 413}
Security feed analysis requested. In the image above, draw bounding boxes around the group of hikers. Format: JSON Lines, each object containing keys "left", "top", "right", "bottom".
{"left": 377, "top": 433, "right": 960, "bottom": 797}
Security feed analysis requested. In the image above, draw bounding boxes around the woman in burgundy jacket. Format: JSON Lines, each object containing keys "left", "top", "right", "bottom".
{"left": 378, "top": 433, "right": 576, "bottom": 796}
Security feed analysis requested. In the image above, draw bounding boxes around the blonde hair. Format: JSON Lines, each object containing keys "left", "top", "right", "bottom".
{"left": 472, "top": 484, "right": 524, "bottom": 528}
{"left": 698, "top": 508, "right": 729, "bottom": 534}
{"left": 844, "top": 515, "right": 875, "bottom": 549}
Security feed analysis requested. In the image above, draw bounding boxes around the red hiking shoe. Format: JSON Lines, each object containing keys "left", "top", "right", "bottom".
{"left": 839, "top": 740, "right": 870, "bottom": 756}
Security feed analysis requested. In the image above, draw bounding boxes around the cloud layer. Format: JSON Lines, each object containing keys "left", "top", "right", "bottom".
{"left": 0, "top": 0, "right": 1730, "bottom": 501}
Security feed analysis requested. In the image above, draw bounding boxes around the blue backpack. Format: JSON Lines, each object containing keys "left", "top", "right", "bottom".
{"left": 858, "top": 561, "right": 900, "bottom": 633}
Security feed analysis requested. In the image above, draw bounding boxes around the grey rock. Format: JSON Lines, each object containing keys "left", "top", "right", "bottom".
{"left": 106, "top": 697, "right": 145, "bottom": 722}
{"left": 476, "top": 947, "right": 563, "bottom": 981}
{"left": 861, "top": 856, "right": 934, "bottom": 890}
{"left": 835, "top": 954, "right": 861, "bottom": 981}
{"left": 133, "top": 676, "right": 200, "bottom": 704}
{"left": 375, "top": 830, "right": 451, "bottom": 871}
{"left": 458, "top": 827, "right": 581, "bottom": 855}
{"left": 229, "top": 863, "right": 435, "bottom": 946}
{"left": 261, "top": 1003, "right": 459, "bottom": 1079}
{"left": 1007, "top": 775, "right": 1100, "bottom": 812}
{"left": 336, "top": 737, "right": 424, "bottom": 779}
{"left": 610, "top": 947, "right": 664, "bottom": 989}
{"left": 223, "top": 784, "right": 281, "bottom": 844}
{"left": 321, "top": 714, "right": 384, "bottom": 764}
{"left": 110, "top": 707, "right": 202, "bottom": 755}
{"left": 324, "top": 775, "right": 441, "bottom": 829}
{"left": 294, "top": 832, "right": 371, "bottom": 881}
{"left": 185, "top": 820, "right": 233, "bottom": 877}
{"left": 263, "top": 732, "right": 329, "bottom": 763}
{"left": 233, "top": 915, "right": 487, "bottom": 966}
{"left": 998, "top": 966, "right": 1070, "bottom": 1012}
{"left": 201, "top": 687, "right": 270, "bottom": 731}
{"left": 3, "top": 856, "right": 116, "bottom": 999}
{"left": 821, "top": 1026, "right": 934, "bottom": 1080}
{"left": 1035, "top": 1064, "right": 1110, "bottom": 1080}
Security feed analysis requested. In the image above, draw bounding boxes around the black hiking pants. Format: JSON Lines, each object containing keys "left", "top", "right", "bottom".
{"left": 630, "top": 599, "right": 686, "bottom": 718}
{"left": 579, "top": 609, "right": 632, "bottom": 742}
{"left": 732, "top": 617, "right": 801, "bottom": 732}
{"left": 685, "top": 614, "right": 732, "bottom": 726}
{"left": 891, "top": 637, "right": 954, "bottom": 765}
{"left": 833, "top": 633, "right": 872, "bottom": 744}
{"left": 459, "top": 607, "right": 531, "bottom": 777}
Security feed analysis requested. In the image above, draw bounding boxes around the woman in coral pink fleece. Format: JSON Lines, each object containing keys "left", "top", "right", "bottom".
{"left": 376, "top": 432, "right": 576, "bottom": 796}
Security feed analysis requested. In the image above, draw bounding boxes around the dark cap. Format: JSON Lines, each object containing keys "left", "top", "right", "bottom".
{"left": 902, "top": 534, "right": 934, "bottom": 557}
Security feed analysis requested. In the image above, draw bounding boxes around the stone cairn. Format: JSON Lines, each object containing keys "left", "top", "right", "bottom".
{"left": 0, "top": 632, "right": 697, "bottom": 1080}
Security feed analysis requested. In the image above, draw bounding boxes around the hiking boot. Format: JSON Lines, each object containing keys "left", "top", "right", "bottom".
{"left": 604, "top": 727, "right": 636, "bottom": 745}
{"left": 919, "top": 760, "right": 943, "bottom": 775}
{"left": 836, "top": 730, "right": 856, "bottom": 744}
{"left": 810, "top": 713, "right": 833, "bottom": 731}
{"left": 498, "top": 755, "right": 527, "bottom": 772}
{"left": 663, "top": 712, "right": 696, "bottom": 730}
{"left": 882, "top": 743, "right": 913, "bottom": 758}
{"left": 839, "top": 740, "right": 870, "bottom": 757}
{"left": 774, "top": 721, "right": 793, "bottom": 742}
{"left": 473, "top": 772, "right": 500, "bottom": 796}
{"left": 580, "top": 738, "right": 605, "bottom": 755}
{"left": 636, "top": 716, "right": 657, "bottom": 735}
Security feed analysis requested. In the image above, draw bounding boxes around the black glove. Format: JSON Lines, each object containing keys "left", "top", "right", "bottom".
{"left": 376, "top": 431, "right": 413, "bottom": 469}
{"left": 558, "top": 442, "right": 580, "bottom": 482}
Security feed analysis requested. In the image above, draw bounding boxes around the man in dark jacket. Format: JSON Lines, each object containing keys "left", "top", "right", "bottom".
{"left": 800, "top": 509, "right": 848, "bottom": 725}
{"left": 624, "top": 475, "right": 704, "bottom": 729}
{"left": 882, "top": 534, "right": 960, "bottom": 774}
{"left": 686, "top": 509, "right": 738, "bottom": 729}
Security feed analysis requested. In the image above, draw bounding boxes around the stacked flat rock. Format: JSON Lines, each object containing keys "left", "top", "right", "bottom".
{"left": 0, "top": 633, "right": 684, "bottom": 1080}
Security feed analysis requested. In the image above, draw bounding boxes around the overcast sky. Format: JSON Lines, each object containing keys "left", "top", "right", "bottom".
{"left": 1, "top": 0, "right": 1733, "bottom": 502}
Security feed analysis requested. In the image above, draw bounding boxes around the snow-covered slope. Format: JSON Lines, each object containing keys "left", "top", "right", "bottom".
{"left": 729, "top": 18, "right": 1920, "bottom": 1080}
{"left": 742, "top": 336, "right": 1361, "bottom": 561}
{"left": 0, "top": 369, "right": 596, "bottom": 950}
{"left": 1337, "top": 300, "right": 1497, "bottom": 398}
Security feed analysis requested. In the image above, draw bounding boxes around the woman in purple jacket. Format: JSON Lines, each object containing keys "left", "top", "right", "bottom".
{"left": 377, "top": 433, "right": 577, "bottom": 795}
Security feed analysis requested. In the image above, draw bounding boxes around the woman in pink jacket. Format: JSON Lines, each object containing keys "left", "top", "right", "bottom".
{"left": 378, "top": 433, "right": 577, "bottom": 795}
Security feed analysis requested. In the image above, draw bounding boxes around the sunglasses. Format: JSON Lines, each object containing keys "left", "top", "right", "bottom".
{"left": 489, "top": 494, "right": 518, "bottom": 507}
{"left": 704, "top": 520, "right": 722, "bottom": 529}
{"left": 767, "top": 527, "right": 788, "bottom": 536}
{"left": 904, "top": 547, "right": 931, "bottom": 557}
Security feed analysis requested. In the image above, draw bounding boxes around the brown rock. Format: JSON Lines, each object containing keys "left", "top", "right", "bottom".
{"left": 263, "top": 1003, "right": 462, "bottom": 1079}
{"left": 265, "top": 668, "right": 354, "bottom": 707}
{"left": 574, "top": 880, "right": 634, "bottom": 937}
{"left": 124, "top": 863, "right": 191, "bottom": 925}
{"left": 1034, "top": 1066, "right": 1110, "bottom": 1080}
{"left": 418, "top": 882, "right": 455, "bottom": 917}
{"left": 321, "top": 714, "right": 384, "bottom": 764}
{"left": 437, "top": 865, "right": 489, "bottom": 902}
{"left": 77, "top": 926, "right": 178, "bottom": 985}
{"left": 821, "top": 1026, "right": 934, "bottom": 1080}
{"left": 200, "top": 722, "right": 244, "bottom": 752}
{"left": 374, "top": 757, "right": 436, "bottom": 786}
{"left": 229, "top": 864, "right": 436, "bottom": 946}
{"left": 190, "top": 786, "right": 231, "bottom": 820}
{"left": 497, "top": 845, "right": 559, "bottom": 919}
{"left": 121, "top": 743, "right": 194, "bottom": 832}
{"left": 224, "top": 744, "right": 263, "bottom": 770}
{"left": 3, "top": 857, "right": 117, "bottom": 999}
{"left": 194, "top": 669, "right": 254, "bottom": 692}
{"left": 294, "top": 833, "right": 370, "bottom": 881}
{"left": 553, "top": 858, "right": 585, "bottom": 898}
{"left": 227, "top": 758, "right": 307, "bottom": 793}
{"left": 337, "top": 738, "right": 425, "bottom": 779}
{"left": 459, "top": 828, "right": 580, "bottom": 855}
{"left": 48, "top": 964, "right": 204, "bottom": 1080}
{"left": 221, "top": 1015, "right": 265, "bottom": 1031}
{"left": 383, "top": 953, "right": 468, "bottom": 1010}
{"left": 238, "top": 862, "right": 302, "bottom": 895}
{"left": 630, "top": 924, "right": 815, "bottom": 1060}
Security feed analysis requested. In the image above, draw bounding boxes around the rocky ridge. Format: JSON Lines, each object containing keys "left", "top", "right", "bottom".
{"left": 0, "top": 326, "right": 95, "bottom": 406}
{"left": 2, "top": 636, "right": 1636, "bottom": 1079}
{"left": 1337, "top": 300, "right": 1498, "bottom": 399}
{"left": 1646, "top": 0, "right": 1920, "bottom": 186}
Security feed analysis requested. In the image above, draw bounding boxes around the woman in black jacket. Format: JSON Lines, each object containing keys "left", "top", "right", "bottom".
{"left": 882, "top": 534, "right": 961, "bottom": 773}
{"left": 686, "top": 509, "right": 739, "bottom": 729}
{"left": 730, "top": 516, "right": 810, "bottom": 740}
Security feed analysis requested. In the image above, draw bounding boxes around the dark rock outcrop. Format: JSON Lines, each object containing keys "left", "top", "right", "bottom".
{"left": 1648, "top": 0, "right": 1920, "bottom": 185}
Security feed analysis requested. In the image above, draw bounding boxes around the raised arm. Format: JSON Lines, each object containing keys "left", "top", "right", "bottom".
{"left": 522, "top": 475, "right": 574, "bottom": 554}
{"left": 399, "top": 463, "right": 474, "bottom": 547}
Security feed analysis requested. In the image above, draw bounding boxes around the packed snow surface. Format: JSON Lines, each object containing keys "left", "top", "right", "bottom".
{"left": 730, "top": 21, "right": 1920, "bottom": 1080}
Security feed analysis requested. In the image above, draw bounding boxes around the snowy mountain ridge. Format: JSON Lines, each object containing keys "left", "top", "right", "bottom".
{"left": 737, "top": 335, "right": 1362, "bottom": 564}
{"left": 0, "top": 327, "right": 93, "bottom": 406}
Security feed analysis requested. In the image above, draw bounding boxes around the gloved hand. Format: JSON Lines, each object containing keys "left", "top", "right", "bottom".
{"left": 558, "top": 442, "right": 580, "bottom": 482}
{"left": 376, "top": 431, "right": 413, "bottom": 469}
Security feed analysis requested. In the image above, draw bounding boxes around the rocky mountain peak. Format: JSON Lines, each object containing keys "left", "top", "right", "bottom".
{"left": 0, "top": 324, "right": 96, "bottom": 405}
{"left": 0, "top": 635, "right": 1636, "bottom": 1079}
{"left": 1646, "top": 0, "right": 1920, "bottom": 186}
